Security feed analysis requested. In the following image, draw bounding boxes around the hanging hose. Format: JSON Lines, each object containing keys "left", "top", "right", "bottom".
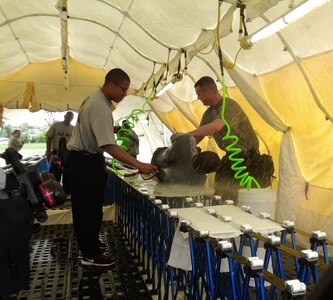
{"left": 110, "top": 87, "right": 156, "bottom": 177}
{"left": 216, "top": 0, "right": 261, "bottom": 190}
{"left": 219, "top": 74, "right": 261, "bottom": 190}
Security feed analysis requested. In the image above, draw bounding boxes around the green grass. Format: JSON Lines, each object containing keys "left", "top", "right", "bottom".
{"left": 0, "top": 143, "right": 46, "bottom": 165}
{"left": 0, "top": 142, "right": 46, "bottom": 152}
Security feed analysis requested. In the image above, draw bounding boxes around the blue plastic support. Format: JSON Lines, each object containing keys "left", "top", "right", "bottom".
{"left": 227, "top": 256, "right": 237, "bottom": 300}
{"left": 181, "top": 223, "right": 211, "bottom": 299}
{"left": 281, "top": 228, "right": 299, "bottom": 275}
{"left": 298, "top": 258, "right": 319, "bottom": 286}
{"left": 310, "top": 236, "right": 329, "bottom": 264}
{"left": 239, "top": 232, "right": 261, "bottom": 296}
{"left": 239, "top": 233, "right": 257, "bottom": 256}
{"left": 149, "top": 204, "right": 160, "bottom": 294}
{"left": 214, "top": 243, "right": 237, "bottom": 300}
{"left": 242, "top": 264, "right": 267, "bottom": 300}
{"left": 213, "top": 255, "right": 224, "bottom": 299}
{"left": 163, "top": 215, "right": 177, "bottom": 300}
{"left": 263, "top": 241, "right": 285, "bottom": 300}
{"left": 188, "top": 231, "right": 199, "bottom": 300}
{"left": 230, "top": 238, "right": 244, "bottom": 298}
{"left": 158, "top": 210, "right": 173, "bottom": 300}
{"left": 205, "top": 239, "right": 215, "bottom": 300}
{"left": 138, "top": 198, "right": 149, "bottom": 273}
{"left": 263, "top": 244, "right": 285, "bottom": 279}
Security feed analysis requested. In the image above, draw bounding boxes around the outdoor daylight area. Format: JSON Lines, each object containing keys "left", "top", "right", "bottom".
{"left": 0, "top": 109, "right": 76, "bottom": 166}
{"left": 0, "top": 107, "right": 168, "bottom": 167}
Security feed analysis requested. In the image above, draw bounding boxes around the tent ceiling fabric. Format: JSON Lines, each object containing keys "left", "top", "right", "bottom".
{"left": 1, "top": 0, "right": 332, "bottom": 106}
{"left": 1, "top": 0, "right": 333, "bottom": 246}
{"left": 0, "top": 0, "right": 301, "bottom": 79}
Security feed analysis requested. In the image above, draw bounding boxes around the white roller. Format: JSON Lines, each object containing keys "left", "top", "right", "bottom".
{"left": 180, "top": 219, "right": 191, "bottom": 227}
{"left": 161, "top": 204, "right": 170, "bottom": 211}
{"left": 207, "top": 208, "right": 216, "bottom": 215}
{"left": 285, "top": 279, "right": 306, "bottom": 296}
{"left": 225, "top": 200, "right": 234, "bottom": 205}
{"left": 247, "top": 256, "right": 264, "bottom": 270}
{"left": 240, "top": 224, "right": 253, "bottom": 233}
{"left": 199, "top": 230, "right": 209, "bottom": 237}
{"left": 222, "top": 216, "right": 232, "bottom": 222}
{"left": 219, "top": 240, "right": 232, "bottom": 251}
{"left": 169, "top": 210, "right": 178, "bottom": 218}
{"left": 300, "top": 249, "right": 318, "bottom": 262}
{"left": 267, "top": 235, "right": 281, "bottom": 246}
{"left": 259, "top": 212, "right": 270, "bottom": 219}
{"left": 185, "top": 197, "right": 193, "bottom": 203}
{"left": 241, "top": 205, "right": 251, "bottom": 213}
{"left": 311, "top": 230, "right": 326, "bottom": 240}
{"left": 281, "top": 220, "right": 294, "bottom": 228}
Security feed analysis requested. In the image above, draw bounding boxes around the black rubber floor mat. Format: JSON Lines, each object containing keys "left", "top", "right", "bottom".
{"left": 4, "top": 222, "right": 152, "bottom": 300}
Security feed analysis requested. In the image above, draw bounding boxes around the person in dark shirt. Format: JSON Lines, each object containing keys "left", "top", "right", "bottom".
{"left": 171, "top": 76, "right": 274, "bottom": 200}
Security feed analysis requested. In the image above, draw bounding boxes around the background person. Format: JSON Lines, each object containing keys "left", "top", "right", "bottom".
{"left": 171, "top": 76, "right": 274, "bottom": 201}
{"left": 67, "top": 68, "right": 158, "bottom": 267}
{"left": 118, "top": 120, "right": 140, "bottom": 158}
{"left": 45, "top": 111, "right": 74, "bottom": 193}
{"left": 8, "top": 129, "right": 24, "bottom": 152}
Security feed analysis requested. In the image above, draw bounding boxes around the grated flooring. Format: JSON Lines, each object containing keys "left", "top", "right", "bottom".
{"left": 1, "top": 221, "right": 327, "bottom": 300}
{"left": 3, "top": 222, "right": 152, "bottom": 300}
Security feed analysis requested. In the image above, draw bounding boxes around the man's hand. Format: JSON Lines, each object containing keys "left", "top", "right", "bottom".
{"left": 170, "top": 132, "right": 187, "bottom": 142}
{"left": 137, "top": 162, "right": 158, "bottom": 175}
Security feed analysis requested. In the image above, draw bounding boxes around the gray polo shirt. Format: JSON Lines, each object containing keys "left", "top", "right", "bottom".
{"left": 200, "top": 98, "right": 259, "bottom": 152}
{"left": 46, "top": 122, "right": 74, "bottom": 151}
{"left": 67, "top": 89, "right": 116, "bottom": 154}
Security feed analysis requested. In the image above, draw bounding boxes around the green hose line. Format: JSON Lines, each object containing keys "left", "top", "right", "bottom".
{"left": 219, "top": 75, "right": 261, "bottom": 191}
{"left": 111, "top": 88, "right": 156, "bottom": 176}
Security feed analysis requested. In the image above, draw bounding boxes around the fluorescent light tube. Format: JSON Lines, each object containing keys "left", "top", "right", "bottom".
{"left": 156, "top": 82, "right": 174, "bottom": 97}
{"left": 245, "top": 0, "right": 329, "bottom": 47}
{"left": 284, "top": 0, "right": 328, "bottom": 23}
{"left": 249, "top": 18, "right": 287, "bottom": 44}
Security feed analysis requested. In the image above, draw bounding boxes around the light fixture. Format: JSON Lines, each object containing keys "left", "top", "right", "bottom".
{"left": 156, "top": 82, "right": 174, "bottom": 97}
{"left": 155, "top": 73, "right": 183, "bottom": 97}
{"left": 241, "top": 0, "right": 329, "bottom": 49}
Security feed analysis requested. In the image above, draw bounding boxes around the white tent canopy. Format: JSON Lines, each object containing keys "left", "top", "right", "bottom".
{"left": 0, "top": 0, "right": 333, "bottom": 251}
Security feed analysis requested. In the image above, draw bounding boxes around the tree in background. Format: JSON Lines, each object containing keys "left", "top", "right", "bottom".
{"left": 19, "top": 123, "right": 31, "bottom": 143}
{"left": 1, "top": 124, "right": 14, "bottom": 138}
{"left": 44, "top": 112, "right": 56, "bottom": 127}
{"left": 30, "top": 126, "right": 48, "bottom": 143}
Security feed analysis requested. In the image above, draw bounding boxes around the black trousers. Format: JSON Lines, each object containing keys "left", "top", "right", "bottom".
{"left": 68, "top": 151, "right": 106, "bottom": 258}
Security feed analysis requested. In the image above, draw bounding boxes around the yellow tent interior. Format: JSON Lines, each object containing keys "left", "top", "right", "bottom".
{"left": 0, "top": 0, "right": 332, "bottom": 254}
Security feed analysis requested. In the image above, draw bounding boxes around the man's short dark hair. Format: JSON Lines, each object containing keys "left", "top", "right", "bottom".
{"left": 194, "top": 76, "right": 217, "bottom": 91}
{"left": 105, "top": 68, "right": 130, "bottom": 85}
{"left": 65, "top": 111, "right": 74, "bottom": 118}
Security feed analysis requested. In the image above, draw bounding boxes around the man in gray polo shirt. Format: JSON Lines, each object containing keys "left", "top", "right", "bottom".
{"left": 67, "top": 68, "right": 158, "bottom": 267}
{"left": 171, "top": 76, "right": 273, "bottom": 201}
